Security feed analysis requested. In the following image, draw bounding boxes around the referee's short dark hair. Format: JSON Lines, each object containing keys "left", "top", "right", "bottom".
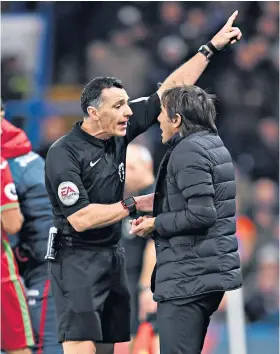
{"left": 81, "top": 77, "right": 124, "bottom": 115}
{"left": 161, "top": 85, "right": 218, "bottom": 135}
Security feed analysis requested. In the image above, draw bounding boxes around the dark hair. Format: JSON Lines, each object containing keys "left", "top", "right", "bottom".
{"left": 161, "top": 85, "right": 218, "bottom": 136}
{"left": 81, "top": 77, "right": 124, "bottom": 116}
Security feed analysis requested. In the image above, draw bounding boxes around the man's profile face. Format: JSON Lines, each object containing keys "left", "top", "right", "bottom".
{"left": 158, "top": 105, "right": 177, "bottom": 143}
{"left": 94, "top": 87, "right": 133, "bottom": 137}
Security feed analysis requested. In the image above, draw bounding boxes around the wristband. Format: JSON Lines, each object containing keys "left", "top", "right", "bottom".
{"left": 206, "top": 41, "right": 219, "bottom": 54}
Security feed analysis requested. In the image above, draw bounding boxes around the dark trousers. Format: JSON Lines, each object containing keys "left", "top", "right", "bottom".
{"left": 157, "top": 292, "right": 224, "bottom": 354}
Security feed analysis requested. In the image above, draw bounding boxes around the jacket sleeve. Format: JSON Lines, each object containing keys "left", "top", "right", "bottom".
{"left": 154, "top": 141, "right": 217, "bottom": 238}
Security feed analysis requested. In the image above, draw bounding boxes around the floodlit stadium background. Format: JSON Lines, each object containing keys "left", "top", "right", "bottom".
{"left": 1, "top": 1, "right": 279, "bottom": 353}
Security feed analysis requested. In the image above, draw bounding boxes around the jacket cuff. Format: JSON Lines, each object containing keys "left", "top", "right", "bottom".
{"left": 154, "top": 215, "right": 166, "bottom": 237}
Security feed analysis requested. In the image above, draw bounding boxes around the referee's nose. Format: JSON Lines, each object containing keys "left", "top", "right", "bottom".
{"left": 125, "top": 104, "right": 133, "bottom": 118}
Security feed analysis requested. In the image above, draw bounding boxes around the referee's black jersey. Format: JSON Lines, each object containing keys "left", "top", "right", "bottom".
{"left": 45, "top": 93, "right": 160, "bottom": 247}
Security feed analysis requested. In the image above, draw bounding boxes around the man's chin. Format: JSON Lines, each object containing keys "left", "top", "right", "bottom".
{"left": 115, "top": 129, "right": 127, "bottom": 137}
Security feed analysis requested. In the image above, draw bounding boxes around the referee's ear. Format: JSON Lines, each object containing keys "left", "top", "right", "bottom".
{"left": 87, "top": 106, "right": 99, "bottom": 121}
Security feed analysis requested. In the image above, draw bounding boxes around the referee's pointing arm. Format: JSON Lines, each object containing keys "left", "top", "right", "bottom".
{"left": 157, "top": 10, "right": 241, "bottom": 97}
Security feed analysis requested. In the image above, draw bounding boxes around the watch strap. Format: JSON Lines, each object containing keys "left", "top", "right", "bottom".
{"left": 206, "top": 41, "right": 219, "bottom": 54}
{"left": 198, "top": 45, "right": 214, "bottom": 59}
{"left": 121, "top": 197, "right": 137, "bottom": 217}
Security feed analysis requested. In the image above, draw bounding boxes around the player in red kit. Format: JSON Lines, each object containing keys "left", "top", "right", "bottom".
{"left": 1, "top": 156, "right": 34, "bottom": 354}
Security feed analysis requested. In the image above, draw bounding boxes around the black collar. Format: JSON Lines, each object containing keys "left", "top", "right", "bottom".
{"left": 72, "top": 121, "right": 113, "bottom": 148}
{"left": 166, "top": 133, "right": 183, "bottom": 148}
{"left": 166, "top": 130, "right": 211, "bottom": 148}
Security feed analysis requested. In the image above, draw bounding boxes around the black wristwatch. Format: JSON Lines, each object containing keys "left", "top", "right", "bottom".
{"left": 206, "top": 41, "right": 219, "bottom": 54}
{"left": 121, "top": 197, "right": 137, "bottom": 217}
{"left": 198, "top": 41, "right": 218, "bottom": 60}
{"left": 198, "top": 44, "right": 214, "bottom": 60}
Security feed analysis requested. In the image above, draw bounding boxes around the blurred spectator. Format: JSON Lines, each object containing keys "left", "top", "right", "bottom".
{"left": 236, "top": 215, "right": 257, "bottom": 275}
{"left": 87, "top": 30, "right": 152, "bottom": 98}
{"left": 37, "top": 116, "right": 68, "bottom": 159}
{"left": 251, "top": 178, "right": 278, "bottom": 238}
{"left": 1, "top": 56, "right": 31, "bottom": 100}
{"left": 121, "top": 144, "right": 158, "bottom": 352}
{"left": 250, "top": 119, "right": 279, "bottom": 182}
{"left": 245, "top": 243, "right": 279, "bottom": 323}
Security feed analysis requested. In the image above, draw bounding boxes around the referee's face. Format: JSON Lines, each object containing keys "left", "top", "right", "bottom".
{"left": 96, "top": 87, "right": 132, "bottom": 137}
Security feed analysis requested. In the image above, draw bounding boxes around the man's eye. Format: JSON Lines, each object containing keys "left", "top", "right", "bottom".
{"left": 115, "top": 105, "right": 121, "bottom": 109}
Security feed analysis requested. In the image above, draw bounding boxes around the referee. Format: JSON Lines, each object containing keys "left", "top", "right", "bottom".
{"left": 45, "top": 12, "right": 241, "bottom": 354}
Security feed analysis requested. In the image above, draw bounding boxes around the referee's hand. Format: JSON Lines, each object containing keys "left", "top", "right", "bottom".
{"left": 211, "top": 10, "right": 242, "bottom": 50}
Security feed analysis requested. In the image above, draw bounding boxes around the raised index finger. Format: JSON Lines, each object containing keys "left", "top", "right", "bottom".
{"left": 225, "top": 10, "right": 238, "bottom": 28}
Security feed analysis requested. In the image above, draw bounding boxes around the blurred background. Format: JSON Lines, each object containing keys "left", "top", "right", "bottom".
{"left": 1, "top": 1, "right": 279, "bottom": 354}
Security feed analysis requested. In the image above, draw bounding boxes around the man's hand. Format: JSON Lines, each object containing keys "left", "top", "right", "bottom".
{"left": 129, "top": 215, "right": 155, "bottom": 238}
{"left": 135, "top": 193, "right": 154, "bottom": 212}
{"left": 139, "top": 288, "right": 157, "bottom": 321}
{"left": 211, "top": 10, "right": 242, "bottom": 50}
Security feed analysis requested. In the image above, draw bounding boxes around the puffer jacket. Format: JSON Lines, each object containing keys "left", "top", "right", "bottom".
{"left": 152, "top": 131, "right": 242, "bottom": 302}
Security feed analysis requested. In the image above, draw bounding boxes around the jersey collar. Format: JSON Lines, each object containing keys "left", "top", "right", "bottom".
{"left": 73, "top": 121, "right": 110, "bottom": 148}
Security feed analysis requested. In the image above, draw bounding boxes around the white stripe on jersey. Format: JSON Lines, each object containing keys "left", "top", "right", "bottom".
{"left": 129, "top": 97, "right": 149, "bottom": 104}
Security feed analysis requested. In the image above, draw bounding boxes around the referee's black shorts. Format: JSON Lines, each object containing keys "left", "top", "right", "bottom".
{"left": 50, "top": 243, "right": 131, "bottom": 343}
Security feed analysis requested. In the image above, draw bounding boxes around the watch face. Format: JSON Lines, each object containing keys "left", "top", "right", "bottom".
{"left": 124, "top": 197, "right": 135, "bottom": 206}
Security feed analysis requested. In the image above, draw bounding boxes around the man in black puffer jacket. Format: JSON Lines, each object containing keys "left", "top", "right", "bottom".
{"left": 130, "top": 85, "right": 242, "bottom": 354}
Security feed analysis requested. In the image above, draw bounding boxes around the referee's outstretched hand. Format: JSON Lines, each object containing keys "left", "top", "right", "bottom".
{"left": 211, "top": 10, "right": 242, "bottom": 50}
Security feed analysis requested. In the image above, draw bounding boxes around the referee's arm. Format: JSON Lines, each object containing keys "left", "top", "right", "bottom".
{"left": 46, "top": 146, "right": 129, "bottom": 233}
{"left": 127, "top": 11, "right": 242, "bottom": 141}
{"left": 157, "top": 10, "right": 242, "bottom": 98}
{"left": 156, "top": 52, "right": 209, "bottom": 99}
{"left": 127, "top": 49, "right": 210, "bottom": 143}
{"left": 68, "top": 204, "right": 129, "bottom": 233}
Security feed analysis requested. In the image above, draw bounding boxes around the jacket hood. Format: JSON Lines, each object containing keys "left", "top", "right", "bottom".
{"left": 1, "top": 119, "right": 32, "bottom": 159}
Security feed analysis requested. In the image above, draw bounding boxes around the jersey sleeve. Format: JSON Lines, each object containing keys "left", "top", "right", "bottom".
{"left": 45, "top": 145, "right": 90, "bottom": 217}
{"left": 0, "top": 157, "right": 19, "bottom": 212}
{"left": 126, "top": 93, "right": 161, "bottom": 143}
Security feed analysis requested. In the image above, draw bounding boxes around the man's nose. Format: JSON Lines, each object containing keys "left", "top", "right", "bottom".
{"left": 126, "top": 105, "right": 133, "bottom": 117}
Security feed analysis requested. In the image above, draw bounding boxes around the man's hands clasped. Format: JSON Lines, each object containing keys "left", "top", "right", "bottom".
{"left": 130, "top": 193, "right": 155, "bottom": 238}
{"left": 129, "top": 215, "right": 155, "bottom": 238}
